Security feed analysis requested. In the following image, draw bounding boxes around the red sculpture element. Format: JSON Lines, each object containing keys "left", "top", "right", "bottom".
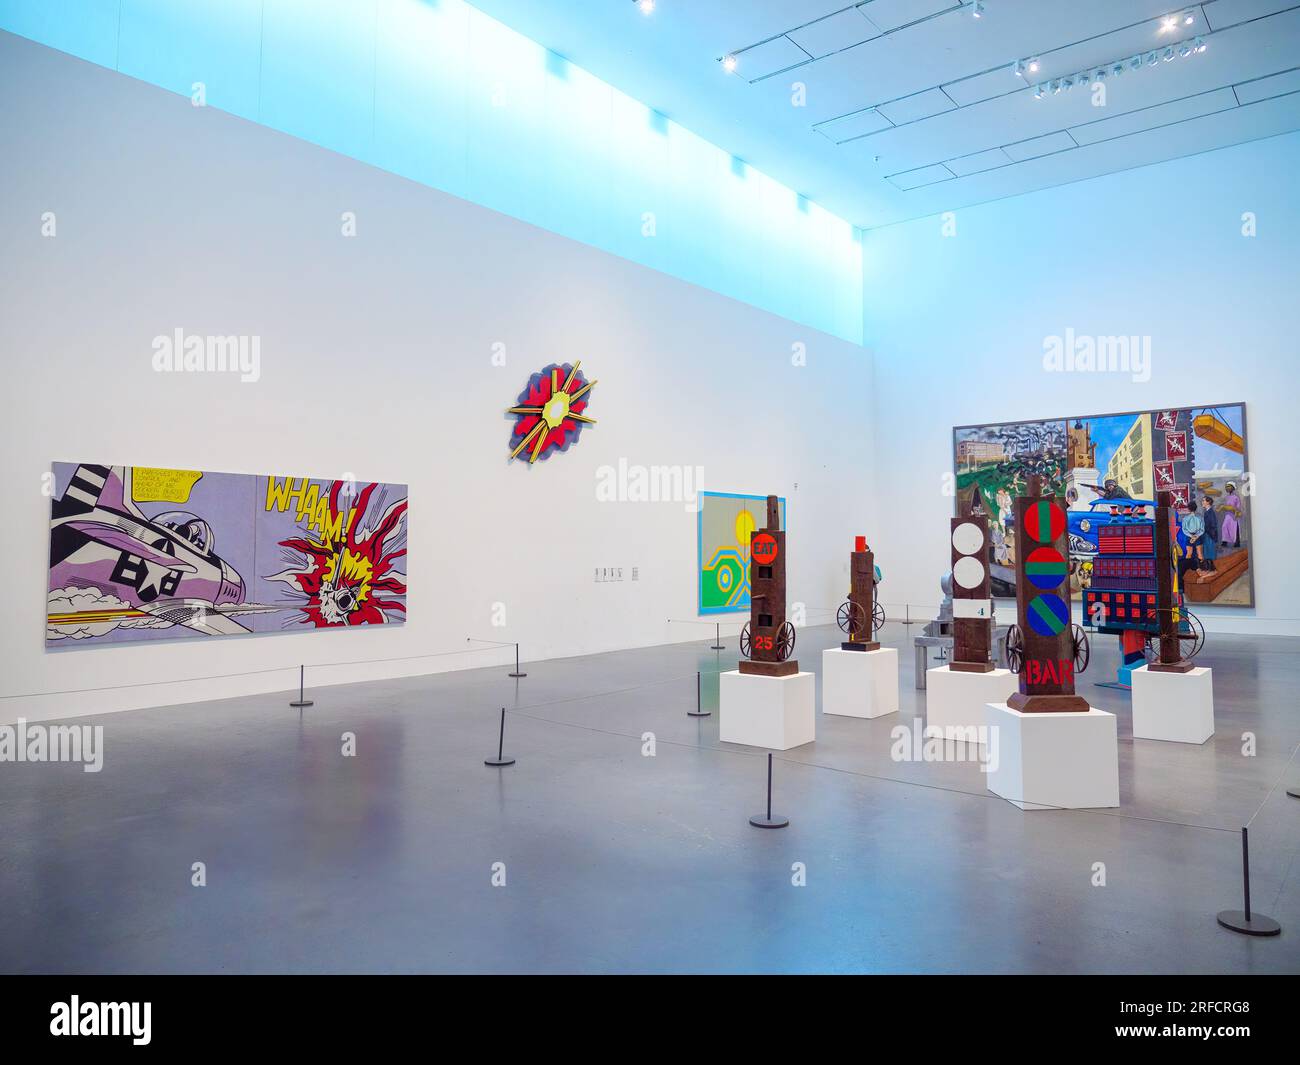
{"left": 739, "top": 496, "right": 798, "bottom": 677}
{"left": 1005, "top": 475, "right": 1090, "bottom": 712}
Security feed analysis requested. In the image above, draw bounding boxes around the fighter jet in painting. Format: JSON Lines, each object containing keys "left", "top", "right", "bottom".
{"left": 47, "top": 464, "right": 275, "bottom": 641}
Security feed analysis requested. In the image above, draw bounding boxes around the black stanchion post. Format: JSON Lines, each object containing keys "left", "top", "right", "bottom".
{"left": 749, "top": 753, "right": 789, "bottom": 829}
{"left": 508, "top": 642, "right": 526, "bottom": 679}
{"left": 289, "top": 664, "right": 313, "bottom": 708}
{"left": 710, "top": 622, "right": 724, "bottom": 651}
{"left": 485, "top": 707, "right": 516, "bottom": 767}
{"left": 688, "top": 670, "right": 710, "bottom": 718}
{"left": 1216, "top": 827, "right": 1281, "bottom": 936}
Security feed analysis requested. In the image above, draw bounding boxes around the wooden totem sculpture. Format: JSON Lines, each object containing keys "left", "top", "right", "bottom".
{"left": 839, "top": 536, "right": 879, "bottom": 651}
{"left": 1007, "top": 475, "right": 1090, "bottom": 712}
{"left": 1149, "top": 489, "right": 1195, "bottom": 674}
{"left": 950, "top": 499, "right": 994, "bottom": 672}
{"left": 738, "top": 495, "right": 798, "bottom": 677}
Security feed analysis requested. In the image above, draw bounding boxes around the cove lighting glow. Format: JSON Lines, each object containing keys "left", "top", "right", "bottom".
{"left": 0, "top": 0, "right": 864, "bottom": 344}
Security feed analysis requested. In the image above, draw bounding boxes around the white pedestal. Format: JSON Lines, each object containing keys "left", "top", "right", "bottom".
{"left": 926, "top": 666, "right": 1016, "bottom": 743}
{"left": 1130, "top": 665, "right": 1215, "bottom": 744}
{"left": 719, "top": 670, "right": 815, "bottom": 750}
{"left": 822, "top": 647, "right": 899, "bottom": 719}
{"left": 985, "top": 702, "right": 1119, "bottom": 810}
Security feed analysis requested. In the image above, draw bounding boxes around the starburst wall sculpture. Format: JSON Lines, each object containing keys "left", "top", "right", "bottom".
{"left": 506, "top": 362, "right": 597, "bottom": 463}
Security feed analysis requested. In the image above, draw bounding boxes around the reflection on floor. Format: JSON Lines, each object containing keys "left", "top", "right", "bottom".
{"left": 2, "top": 623, "right": 1296, "bottom": 974}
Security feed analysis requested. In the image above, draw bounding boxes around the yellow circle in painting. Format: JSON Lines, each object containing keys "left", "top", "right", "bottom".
{"left": 735, "top": 509, "right": 756, "bottom": 548}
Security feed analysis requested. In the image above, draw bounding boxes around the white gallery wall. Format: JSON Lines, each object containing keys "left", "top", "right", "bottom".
{"left": 863, "top": 130, "right": 1300, "bottom": 636}
{"left": 0, "top": 34, "right": 876, "bottom": 722}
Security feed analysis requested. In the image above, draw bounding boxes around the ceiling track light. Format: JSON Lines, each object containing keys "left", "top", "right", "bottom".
{"left": 971, "top": 0, "right": 985, "bottom": 17}
{"left": 636, "top": 0, "right": 655, "bottom": 13}
{"left": 1028, "top": 31, "right": 1209, "bottom": 100}
{"left": 721, "top": 54, "right": 738, "bottom": 73}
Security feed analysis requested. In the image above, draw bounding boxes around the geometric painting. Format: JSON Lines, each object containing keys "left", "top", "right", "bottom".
{"left": 697, "top": 491, "right": 785, "bottom": 615}
{"left": 953, "top": 402, "right": 1251, "bottom": 606}
{"left": 47, "top": 463, "right": 408, "bottom": 647}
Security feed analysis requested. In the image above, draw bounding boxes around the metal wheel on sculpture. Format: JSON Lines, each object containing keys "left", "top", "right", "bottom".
{"left": 776, "top": 621, "right": 796, "bottom": 661}
{"left": 739, "top": 622, "right": 752, "bottom": 659}
{"left": 872, "top": 599, "right": 885, "bottom": 634}
{"left": 1183, "top": 610, "right": 1205, "bottom": 660}
{"left": 1006, "top": 624, "right": 1025, "bottom": 674}
{"left": 836, "top": 600, "right": 864, "bottom": 637}
{"left": 1071, "top": 624, "right": 1091, "bottom": 674}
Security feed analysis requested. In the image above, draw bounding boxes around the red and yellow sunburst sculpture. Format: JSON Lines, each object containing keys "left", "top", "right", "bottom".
{"left": 507, "top": 361, "right": 597, "bottom": 464}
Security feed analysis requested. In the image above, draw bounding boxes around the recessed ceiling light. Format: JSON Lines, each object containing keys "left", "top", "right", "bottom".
{"left": 1161, "top": 15, "right": 1179, "bottom": 32}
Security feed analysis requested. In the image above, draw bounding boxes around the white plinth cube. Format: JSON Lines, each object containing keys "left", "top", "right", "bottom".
{"left": 1130, "top": 665, "right": 1215, "bottom": 744}
{"left": 719, "top": 670, "right": 815, "bottom": 750}
{"left": 822, "top": 647, "right": 899, "bottom": 719}
{"left": 926, "top": 666, "right": 1016, "bottom": 743}
{"left": 985, "top": 702, "right": 1119, "bottom": 810}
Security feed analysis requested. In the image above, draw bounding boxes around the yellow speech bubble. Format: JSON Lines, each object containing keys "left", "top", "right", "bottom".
{"left": 132, "top": 467, "right": 204, "bottom": 504}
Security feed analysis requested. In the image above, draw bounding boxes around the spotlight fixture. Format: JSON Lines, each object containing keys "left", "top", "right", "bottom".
{"left": 722, "top": 54, "right": 737, "bottom": 73}
{"left": 635, "top": 0, "right": 655, "bottom": 13}
{"left": 1013, "top": 59, "right": 1026, "bottom": 77}
{"left": 1030, "top": 32, "right": 1212, "bottom": 101}
{"left": 971, "top": 0, "right": 985, "bottom": 17}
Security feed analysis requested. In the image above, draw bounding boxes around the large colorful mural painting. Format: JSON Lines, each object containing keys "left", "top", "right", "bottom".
{"left": 47, "top": 463, "right": 408, "bottom": 648}
{"left": 953, "top": 403, "right": 1251, "bottom": 607}
{"left": 697, "top": 491, "right": 786, "bottom": 615}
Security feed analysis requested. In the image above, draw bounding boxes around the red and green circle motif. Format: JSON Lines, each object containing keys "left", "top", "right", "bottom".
{"left": 1023, "top": 500, "right": 1066, "bottom": 544}
{"left": 1024, "top": 546, "right": 1067, "bottom": 590}
{"left": 1026, "top": 592, "right": 1070, "bottom": 636}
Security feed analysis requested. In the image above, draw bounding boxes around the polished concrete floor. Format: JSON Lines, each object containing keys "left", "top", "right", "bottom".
{"left": 2, "top": 623, "right": 1297, "bottom": 974}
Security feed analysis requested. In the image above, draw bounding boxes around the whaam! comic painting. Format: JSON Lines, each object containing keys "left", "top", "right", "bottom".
{"left": 47, "top": 464, "right": 408, "bottom": 648}
{"left": 953, "top": 403, "right": 1252, "bottom": 607}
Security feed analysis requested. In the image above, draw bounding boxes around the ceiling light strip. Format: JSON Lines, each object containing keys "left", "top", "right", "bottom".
{"left": 813, "top": 2, "right": 1300, "bottom": 139}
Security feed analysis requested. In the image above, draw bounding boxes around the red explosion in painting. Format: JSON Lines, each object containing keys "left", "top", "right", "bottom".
{"left": 276, "top": 481, "right": 408, "bottom": 628}
{"left": 507, "top": 362, "right": 597, "bottom": 463}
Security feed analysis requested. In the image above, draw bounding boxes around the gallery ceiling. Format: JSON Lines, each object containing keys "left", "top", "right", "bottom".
{"left": 466, "top": 0, "right": 1300, "bottom": 228}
